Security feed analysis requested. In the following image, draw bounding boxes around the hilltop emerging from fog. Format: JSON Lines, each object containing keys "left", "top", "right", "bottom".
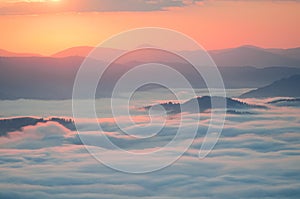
{"left": 145, "top": 96, "right": 266, "bottom": 114}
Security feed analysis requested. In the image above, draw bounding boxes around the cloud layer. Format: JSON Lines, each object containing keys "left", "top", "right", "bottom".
{"left": 0, "top": 0, "right": 297, "bottom": 15}
{"left": 0, "top": 0, "right": 202, "bottom": 15}
{"left": 0, "top": 98, "right": 300, "bottom": 198}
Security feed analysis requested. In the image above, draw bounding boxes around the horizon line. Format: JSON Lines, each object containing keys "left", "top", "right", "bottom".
{"left": 1, "top": 44, "right": 300, "bottom": 57}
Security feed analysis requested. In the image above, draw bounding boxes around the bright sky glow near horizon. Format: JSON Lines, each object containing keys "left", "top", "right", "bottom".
{"left": 0, "top": 0, "right": 299, "bottom": 55}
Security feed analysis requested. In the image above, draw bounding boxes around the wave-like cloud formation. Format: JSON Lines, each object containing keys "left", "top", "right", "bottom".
{"left": 0, "top": 98, "right": 299, "bottom": 198}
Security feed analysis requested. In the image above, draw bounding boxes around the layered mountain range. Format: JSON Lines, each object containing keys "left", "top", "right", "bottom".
{"left": 0, "top": 45, "right": 299, "bottom": 100}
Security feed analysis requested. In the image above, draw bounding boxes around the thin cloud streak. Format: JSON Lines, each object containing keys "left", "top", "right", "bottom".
{"left": 0, "top": 0, "right": 199, "bottom": 15}
{"left": 2, "top": 0, "right": 297, "bottom": 15}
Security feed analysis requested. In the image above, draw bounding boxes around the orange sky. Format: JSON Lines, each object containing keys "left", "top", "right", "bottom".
{"left": 0, "top": 0, "right": 299, "bottom": 55}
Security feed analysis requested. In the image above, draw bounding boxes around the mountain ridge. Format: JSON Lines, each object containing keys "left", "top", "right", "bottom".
{"left": 240, "top": 75, "right": 300, "bottom": 98}
{"left": 145, "top": 96, "right": 266, "bottom": 114}
{"left": 0, "top": 49, "right": 42, "bottom": 57}
{"left": 1, "top": 45, "right": 300, "bottom": 68}
{"left": 0, "top": 55, "right": 299, "bottom": 100}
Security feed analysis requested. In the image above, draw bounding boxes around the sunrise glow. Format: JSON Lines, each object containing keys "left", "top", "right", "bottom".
{"left": 0, "top": 0, "right": 300, "bottom": 198}
{"left": 0, "top": 0, "right": 299, "bottom": 55}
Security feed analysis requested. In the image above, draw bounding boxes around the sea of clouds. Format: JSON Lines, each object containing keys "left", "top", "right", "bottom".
{"left": 0, "top": 95, "right": 299, "bottom": 199}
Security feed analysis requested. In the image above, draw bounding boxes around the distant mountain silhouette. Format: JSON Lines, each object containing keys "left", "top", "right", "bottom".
{"left": 2, "top": 45, "right": 300, "bottom": 68}
{"left": 1, "top": 45, "right": 300, "bottom": 100}
{"left": 52, "top": 46, "right": 94, "bottom": 57}
{"left": 266, "top": 47, "right": 300, "bottom": 60}
{"left": 145, "top": 96, "right": 266, "bottom": 114}
{"left": 219, "top": 66, "right": 300, "bottom": 88}
{"left": 0, "top": 49, "right": 41, "bottom": 57}
{"left": 52, "top": 45, "right": 300, "bottom": 68}
{"left": 240, "top": 75, "right": 300, "bottom": 98}
{"left": 0, "top": 55, "right": 300, "bottom": 100}
{"left": 209, "top": 45, "right": 300, "bottom": 68}
{"left": 0, "top": 117, "right": 76, "bottom": 136}
{"left": 52, "top": 46, "right": 124, "bottom": 62}
{"left": 0, "top": 56, "right": 86, "bottom": 100}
